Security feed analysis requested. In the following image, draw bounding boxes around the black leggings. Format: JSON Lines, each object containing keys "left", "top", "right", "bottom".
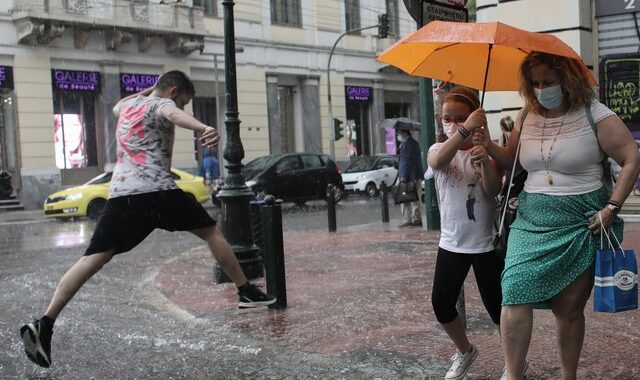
{"left": 431, "top": 247, "right": 504, "bottom": 324}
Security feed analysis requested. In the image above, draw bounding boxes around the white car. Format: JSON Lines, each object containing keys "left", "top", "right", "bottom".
{"left": 341, "top": 155, "right": 398, "bottom": 197}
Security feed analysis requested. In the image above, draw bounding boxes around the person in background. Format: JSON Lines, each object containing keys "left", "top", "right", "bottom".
{"left": 483, "top": 51, "right": 640, "bottom": 380}
{"left": 426, "top": 86, "right": 503, "bottom": 380}
{"left": 498, "top": 115, "right": 514, "bottom": 147}
{"left": 200, "top": 147, "right": 220, "bottom": 184}
{"left": 397, "top": 126, "right": 424, "bottom": 227}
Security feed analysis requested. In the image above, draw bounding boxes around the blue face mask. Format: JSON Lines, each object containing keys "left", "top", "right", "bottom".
{"left": 534, "top": 84, "right": 564, "bottom": 110}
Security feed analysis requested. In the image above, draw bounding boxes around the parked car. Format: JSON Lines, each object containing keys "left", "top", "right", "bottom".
{"left": 44, "top": 168, "right": 209, "bottom": 220}
{"left": 341, "top": 155, "right": 398, "bottom": 197}
{"left": 243, "top": 153, "right": 344, "bottom": 206}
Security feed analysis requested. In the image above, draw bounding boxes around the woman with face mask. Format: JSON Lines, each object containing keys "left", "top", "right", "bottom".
{"left": 481, "top": 52, "right": 640, "bottom": 379}
{"left": 426, "top": 86, "right": 503, "bottom": 380}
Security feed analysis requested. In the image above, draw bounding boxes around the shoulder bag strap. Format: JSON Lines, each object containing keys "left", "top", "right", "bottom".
{"left": 497, "top": 111, "right": 527, "bottom": 235}
{"left": 585, "top": 104, "right": 616, "bottom": 185}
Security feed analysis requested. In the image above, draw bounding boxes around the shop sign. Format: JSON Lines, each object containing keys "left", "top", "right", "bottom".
{"left": 345, "top": 86, "right": 371, "bottom": 101}
{"left": 120, "top": 73, "right": 159, "bottom": 94}
{"left": 52, "top": 69, "right": 100, "bottom": 91}
{"left": 0, "top": 66, "right": 14, "bottom": 90}
{"left": 596, "top": 0, "right": 639, "bottom": 17}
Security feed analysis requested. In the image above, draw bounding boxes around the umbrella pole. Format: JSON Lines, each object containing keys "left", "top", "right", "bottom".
{"left": 480, "top": 44, "right": 493, "bottom": 107}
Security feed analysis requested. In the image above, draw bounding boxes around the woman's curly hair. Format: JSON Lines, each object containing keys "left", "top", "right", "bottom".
{"left": 519, "top": 52, "right": 595, "bottom": 114}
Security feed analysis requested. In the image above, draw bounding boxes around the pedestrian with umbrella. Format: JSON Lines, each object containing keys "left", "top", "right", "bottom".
{"left": 485, "top": 52, "right": 640, "bottom": 380}
{"left": 378, "top": 20, "right": 640, "bottom": 379}
{"left": 426, "top": 86, "right": 503, "bottom": 380}
{"left": 390, "top": 119, "right": 424, "bottom": 227}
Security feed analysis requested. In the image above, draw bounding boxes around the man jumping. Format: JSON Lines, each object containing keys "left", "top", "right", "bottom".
{"left": 20, "top": 70, "right": 275, "bottom": 368}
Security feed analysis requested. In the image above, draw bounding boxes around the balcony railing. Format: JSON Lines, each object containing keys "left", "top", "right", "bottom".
{"left": 12, "top": 0, "right": 205, "bottom": 54}
{"left": 12, "top": 0, "right": 204, "bottom": 32}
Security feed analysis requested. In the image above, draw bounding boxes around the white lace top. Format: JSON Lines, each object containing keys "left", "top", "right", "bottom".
{"left": 516, "top": 100, "right": 616, "bottom": 196}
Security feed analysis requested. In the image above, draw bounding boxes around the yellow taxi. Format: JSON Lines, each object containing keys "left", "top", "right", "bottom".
{"left": 44, "top": 168, "right": 209, "bottom": 220}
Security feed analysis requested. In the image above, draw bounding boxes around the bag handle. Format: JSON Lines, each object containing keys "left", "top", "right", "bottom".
{"left": 598, "top": 212, "right": 625, "bottom": 257}
{"left": 497, "top": 111, "right": 527, "bottom": 235}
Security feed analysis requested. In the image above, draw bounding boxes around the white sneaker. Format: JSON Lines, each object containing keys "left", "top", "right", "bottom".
{"left": 445, "top": 345, "right": 479, "bottom": 380}
{"left": 500, "top": 360, "right": 529, "bottom": 380}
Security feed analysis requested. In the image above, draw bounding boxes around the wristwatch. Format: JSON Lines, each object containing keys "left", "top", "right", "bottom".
{"left": 606, "top": 203, "right": 621, "bottom": 215}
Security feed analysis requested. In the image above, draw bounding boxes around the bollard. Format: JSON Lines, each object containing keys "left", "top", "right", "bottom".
{"left": 261, "top": 195, "right": 287, "bottom": 309}
{"left": 326, "top": 184, "right": 337, "bottom": 232}
{"left": 456, "top": 287, "right": 466, "bottom": 329}
{"left": 380, "top": 181, "right": 389, "bottom": 223}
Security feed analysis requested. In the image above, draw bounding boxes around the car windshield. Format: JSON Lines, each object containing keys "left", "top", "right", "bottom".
{"left": 243, "top": 156, "right": 278, "bottom": 178}
{"left": 345, "top": 157, "right": 377, "bottom": 173}
{"left": 84, "top": 172, "right": 112, "bottom": 185}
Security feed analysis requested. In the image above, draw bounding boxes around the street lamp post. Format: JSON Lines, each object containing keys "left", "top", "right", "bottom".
{"left": 201, "top": 47, "right": 244, "bottom": 178}
{"left": 215, "top": 0, "right": 262, "bottom": 282}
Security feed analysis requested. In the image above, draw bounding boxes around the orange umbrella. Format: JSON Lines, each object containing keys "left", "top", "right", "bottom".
{"left": 377, "top": 21, "right": 597, "bottom": 100}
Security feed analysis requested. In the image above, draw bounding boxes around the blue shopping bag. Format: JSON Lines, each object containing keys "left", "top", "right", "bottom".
{"left": 594, "top": 223, "right": 638, "bottom": 313}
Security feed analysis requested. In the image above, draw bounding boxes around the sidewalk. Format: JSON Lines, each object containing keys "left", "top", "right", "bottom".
{"left": 155, "top": 222, "right": 640, "bottom": 380}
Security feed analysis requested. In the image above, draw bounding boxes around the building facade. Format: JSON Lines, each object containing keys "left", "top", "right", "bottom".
{"left": 477, "top": 0, "right": 640, "bottom": 144}
{"left": 0, "top": 0, "right": 419, "bottom": 209}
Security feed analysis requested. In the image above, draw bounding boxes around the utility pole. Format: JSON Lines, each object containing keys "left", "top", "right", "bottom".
{"left": 327, "top": 15, "right": 389, "bottom": 158}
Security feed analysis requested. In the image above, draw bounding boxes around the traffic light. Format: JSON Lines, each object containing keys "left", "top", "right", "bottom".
{"left": 378, "top": 13, "right": 389, "bottom": 39}
{"left": 333, "top": 118, "right": 344, "bottom": 141}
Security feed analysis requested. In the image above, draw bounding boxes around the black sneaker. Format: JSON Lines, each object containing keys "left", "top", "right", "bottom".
{"left": 238, "top": 283, "right": 276, "bottom": 308}
{"left": 20, "top": 319, "right": 52, "bottom": 368}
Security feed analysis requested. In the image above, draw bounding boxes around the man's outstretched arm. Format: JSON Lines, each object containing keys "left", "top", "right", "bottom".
{"left": 159, "top": 104, "right": 219, "bottom": 148}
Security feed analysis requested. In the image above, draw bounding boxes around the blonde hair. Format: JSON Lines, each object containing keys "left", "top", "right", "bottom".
{"left": 519, "top": 52, "right": 595, "bottom": 114}
{"left": 500, "top": 115, "right": 514, "bottom": 132}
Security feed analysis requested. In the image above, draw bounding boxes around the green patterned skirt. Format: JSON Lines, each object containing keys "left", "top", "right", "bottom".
{"left": 502, "top": 187, "right": 624, "bottom": 309}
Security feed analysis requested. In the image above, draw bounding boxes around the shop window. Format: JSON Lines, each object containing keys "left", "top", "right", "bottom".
{"left": 345, "top": 0, "right": 361, "bottom": 31}
{"left": 53, "top": 90, "right": 98, "bottom": 169}
{"left": 385, "top": 0, "right": 399, "bottom": 37}
{"left": 278, "top": 86, "right": 296, "bottom": 153}
{"left": 271, "top": 0, "right": 302, "bottom": 27}
{"left": 193, "top": 0, "right": 217, "bottom": 16}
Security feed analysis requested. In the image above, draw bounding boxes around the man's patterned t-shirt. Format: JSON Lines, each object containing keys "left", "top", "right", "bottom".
{"left": 109, "top": 95, "right": 178, "bottom": 199}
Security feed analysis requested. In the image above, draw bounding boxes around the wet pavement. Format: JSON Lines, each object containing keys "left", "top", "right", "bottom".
{"left": 1, "top": 205, "right": 640, "bottom": 379}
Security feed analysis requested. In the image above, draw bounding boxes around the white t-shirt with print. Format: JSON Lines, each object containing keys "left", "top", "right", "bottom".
{"left": 109, "top": 95, "right": 178, "bottom": 199}
{"left": 427, "top": 144, "right": 497, "bottom": 254}
{"left": 517, "top": 100, "right": 616, "bottom": 196}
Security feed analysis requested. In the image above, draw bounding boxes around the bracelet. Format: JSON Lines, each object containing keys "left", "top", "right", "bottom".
{"left": 606, "top": 203, "right": 621, "bottom": 215}
{"left": 458, "top": 128, "right": 470, "bottom": 139}
{"left": 607, "top": 200, "right": 622, "bottom": 208}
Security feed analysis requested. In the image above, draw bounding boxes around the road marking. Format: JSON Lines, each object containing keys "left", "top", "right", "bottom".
{"left": 0, "top": 219, "right": 51, "bottom": 226}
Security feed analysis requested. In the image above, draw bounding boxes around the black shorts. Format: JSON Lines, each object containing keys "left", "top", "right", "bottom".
{"left": 84, "top": 189, "right": 216, "bottom": 256}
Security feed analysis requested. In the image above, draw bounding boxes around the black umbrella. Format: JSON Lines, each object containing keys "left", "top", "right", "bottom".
{"left": 379, "top": 117, "right": 421, "bottom": 131}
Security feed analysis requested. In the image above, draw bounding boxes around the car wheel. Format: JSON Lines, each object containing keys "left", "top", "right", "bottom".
{"left": 364, "top": 182, "right": 378, "bottom": 197}
{"left": 87, "top": 199, "right": 106, "bottom": 221}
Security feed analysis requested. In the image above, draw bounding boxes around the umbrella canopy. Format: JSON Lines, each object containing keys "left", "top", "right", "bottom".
{"left": 377, "top": 21, "right": 597, "bottom": 93}
{"left": 379, "top": 117, "right": 422, "bottom": 131}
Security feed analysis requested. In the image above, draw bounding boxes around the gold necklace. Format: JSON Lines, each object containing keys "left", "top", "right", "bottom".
{"left": 540, "top": 112, "right": 567, "bottom": 185}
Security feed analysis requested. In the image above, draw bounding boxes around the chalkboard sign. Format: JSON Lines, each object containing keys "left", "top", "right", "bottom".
{"left": 600, "top": 55, "right": 640, "bottom": 137}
